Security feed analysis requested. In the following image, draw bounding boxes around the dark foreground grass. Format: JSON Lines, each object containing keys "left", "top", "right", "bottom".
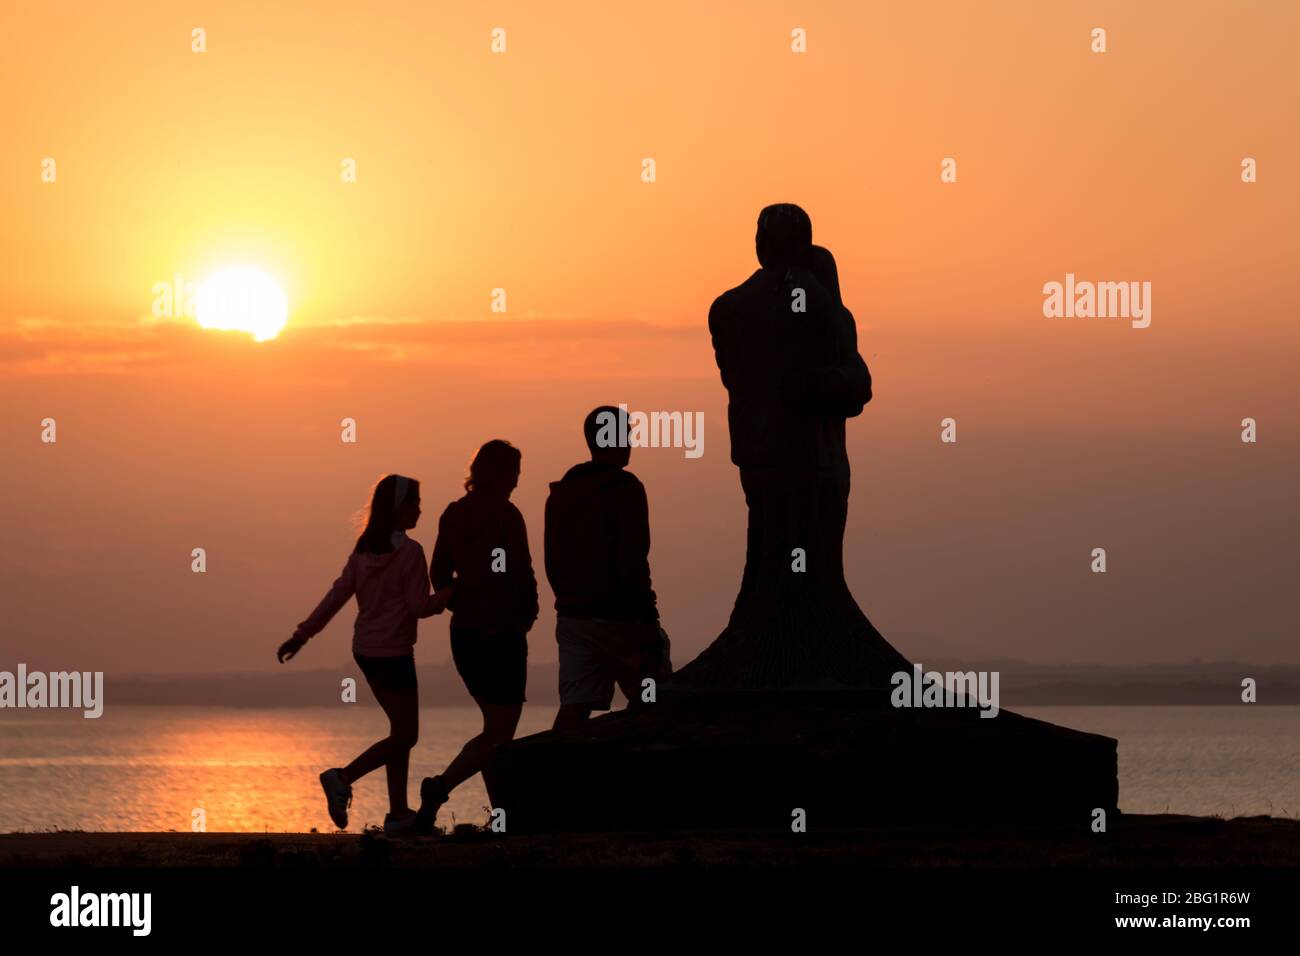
{"left": 3, "top": 814, "right": 1299, "bottom": 868}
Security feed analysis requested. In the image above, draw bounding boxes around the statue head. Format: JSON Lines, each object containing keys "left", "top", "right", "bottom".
{"left": 805, "top": 244, "right": 841, "bottom": 304}
{"left": 755, "top": 203, "right": 812, "bottom": 270}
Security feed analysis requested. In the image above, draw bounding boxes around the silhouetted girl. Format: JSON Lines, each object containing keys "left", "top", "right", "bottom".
{"left": 277, "top": 474, "right": 451, "bottom": 834}
{"left": 415, "top": 440, "right": 539, "bottom": 833}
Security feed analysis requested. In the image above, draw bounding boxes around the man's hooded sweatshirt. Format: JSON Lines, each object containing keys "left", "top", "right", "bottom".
{"left": 544, "top": 462, "right": 659, "bottom": 625}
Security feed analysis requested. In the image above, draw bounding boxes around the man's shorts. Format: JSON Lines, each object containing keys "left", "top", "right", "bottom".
{"left": 556, "top": 616, "right": 672, "bottom": 710}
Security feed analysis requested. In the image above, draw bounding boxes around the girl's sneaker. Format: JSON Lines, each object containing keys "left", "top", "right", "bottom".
{"left": 384, "top": 809, "right": 418, "bottom": 836}
{"left": 413, "top": 776, "right": 449, "bottom": 835}
{"left": 319, "top": 768, "right": 353, "bottom": 829}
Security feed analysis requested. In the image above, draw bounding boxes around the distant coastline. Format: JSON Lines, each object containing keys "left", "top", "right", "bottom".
{"left": 4, "top": 660, "right": 1294, "bottom": 709}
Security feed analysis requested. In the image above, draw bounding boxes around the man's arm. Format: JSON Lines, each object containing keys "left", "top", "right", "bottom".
{"left": 708, "top": 296, "right": 733, "bottom": 392}
{"left": 542, "top": 492, "right": 559, "bottom": 593}
{"left": 613, "top": 477, "right": 658, "bottom": 622}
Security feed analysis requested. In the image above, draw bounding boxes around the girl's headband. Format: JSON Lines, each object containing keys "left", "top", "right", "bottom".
{"left": 393, "top": 475, "right": 411, "bottom": 510}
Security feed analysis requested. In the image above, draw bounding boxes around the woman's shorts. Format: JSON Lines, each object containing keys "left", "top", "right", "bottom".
{"left": 353, "top": 653, "right": 418, "bottom": 692}
{"left": 450, "top": 626, "right": 527, "bottom": 706}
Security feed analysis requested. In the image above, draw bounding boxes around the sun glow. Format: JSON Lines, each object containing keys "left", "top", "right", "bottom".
{"left": 194, "top": 268, "right": 288, "bottom": 342}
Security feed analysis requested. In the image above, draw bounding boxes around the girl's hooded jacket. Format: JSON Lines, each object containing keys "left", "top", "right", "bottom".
{"left": 296, "top": 533, "right": 434, "bottom": 657}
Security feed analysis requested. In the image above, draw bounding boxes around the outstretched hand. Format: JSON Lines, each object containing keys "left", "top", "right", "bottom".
{"left": 277, "top": 631, "right": 308, "bottom": 663}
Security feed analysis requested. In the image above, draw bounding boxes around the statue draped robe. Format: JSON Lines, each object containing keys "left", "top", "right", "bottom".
{"left": 673, "top": 262, "right": 912, "bottom": 690}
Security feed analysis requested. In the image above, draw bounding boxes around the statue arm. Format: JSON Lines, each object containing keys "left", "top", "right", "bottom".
{"left": 785, "top": 305, "right": 872, "bottom": 417}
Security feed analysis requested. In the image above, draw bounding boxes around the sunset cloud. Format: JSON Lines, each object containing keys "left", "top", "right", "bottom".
{"left": 0, "top": 314, "right": 704, "bottom": 379}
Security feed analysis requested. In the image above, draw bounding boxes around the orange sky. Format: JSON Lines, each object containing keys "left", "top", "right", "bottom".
{"left": 2, "top": 1, "right": 1298, "bottom": 678}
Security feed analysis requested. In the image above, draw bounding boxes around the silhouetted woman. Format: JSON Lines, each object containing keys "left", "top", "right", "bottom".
{"left": 277, "top": 474, "right": 451, "bottom": 833}
{"left": 415, "top": 440, "right": 539, "bottom": 833}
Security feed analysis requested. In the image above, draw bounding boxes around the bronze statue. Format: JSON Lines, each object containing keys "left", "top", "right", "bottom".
{"left": 674, "top": 203, "right": 912, "bottom": 690}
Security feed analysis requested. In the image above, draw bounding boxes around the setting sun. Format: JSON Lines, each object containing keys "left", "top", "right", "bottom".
{"left": 194, "top": 267, "right": 288, "bottom": 342}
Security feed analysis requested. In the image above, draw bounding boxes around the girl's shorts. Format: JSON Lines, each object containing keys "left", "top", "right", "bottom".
{"left": 353, "top": 653, "right": 418, "bottom": 692}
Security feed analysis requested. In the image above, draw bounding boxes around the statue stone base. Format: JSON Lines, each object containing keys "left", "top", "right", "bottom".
{"left": 491, "top": 690, "right": 1118, "bottom": 833}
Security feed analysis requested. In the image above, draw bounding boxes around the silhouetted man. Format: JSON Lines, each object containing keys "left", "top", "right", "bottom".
{"left": 545, "top": 405, "right": 671, "bottom": 729}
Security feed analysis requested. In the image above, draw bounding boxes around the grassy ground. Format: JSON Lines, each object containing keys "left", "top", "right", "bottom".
{"left": 3, "top": 814, "right": 1299, "bottom": 867}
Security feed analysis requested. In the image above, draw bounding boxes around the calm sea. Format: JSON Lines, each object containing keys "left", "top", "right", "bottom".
{"left": 1, "top": 705, "right": 1297, "bottom": 832}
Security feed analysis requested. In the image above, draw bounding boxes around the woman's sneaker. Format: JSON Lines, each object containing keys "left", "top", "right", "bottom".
{"left": 319, "top": 768, "right": 353, "bottom": 829}
{"left": 413, "top": 776, "right": 449, "bottom": 835}
{"left": 384, "top": 809, "right": 418, "bottom": 836}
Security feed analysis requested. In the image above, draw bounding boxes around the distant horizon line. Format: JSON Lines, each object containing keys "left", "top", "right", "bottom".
{"left": 93, "top": 658, "right": 1300, "bottom": 680}
{"left": 2, "top": 659, "right": 1294, "bottom": 710}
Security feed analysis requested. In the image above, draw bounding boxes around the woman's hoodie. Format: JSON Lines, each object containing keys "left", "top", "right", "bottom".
{"left": 429, "top": 492, "right": 539, "bottom": 636}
